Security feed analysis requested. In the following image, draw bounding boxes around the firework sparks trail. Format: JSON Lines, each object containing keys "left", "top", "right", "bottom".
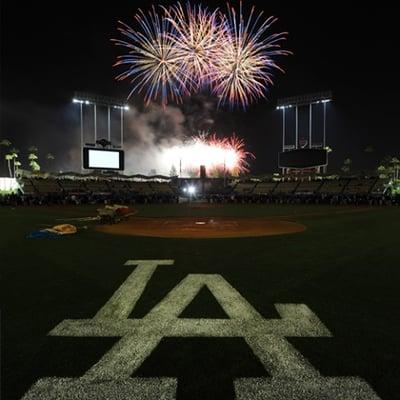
{"left": 163, "top": 3, "right": 224, "bottom": 89}
{"left": 112, "top": 7, "right": 193, "bottom": 106}
{"left": 163, "top": 132, "right": 255, "bottom": 176}
{"left": 211, "top": 3, "right": 291, "bottom": 108}
{"left": 113, "top": 2, "right": 290, "bottom": 108}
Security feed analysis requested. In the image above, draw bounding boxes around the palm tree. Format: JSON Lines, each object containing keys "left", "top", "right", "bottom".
{"left": 377, "top": 165, "right": 387, "bottom": 179}
{"left": 1, "top": 139, "right": 12, "bottom": 175}
{"left": 341, "top": 158, "right": 352, "bottom": 174}
{"left": 28, "top": 146, "right": 38, "bottom": 154}
{"left": 391, "top": 157, "right": 400, "bottom": 180}
{"left": 45, "top": 153, "right": 55, "bottom": 172}
{"left": 28, "top": 147, "right": 40, "bottom": 173}
{"left": 14, "top": 160, "right": 22, "bottom": 177}
{"left": 378, "top": 155, "right": 400, "bottom": 180}
{"left": 0, "top": 139, "right": 11, "bottom": 146}
{"left": 10, "top": 148, "right": 19, "bottom": 177}
{"left": 29, "top": 154, "right": 40, "bottom": 172}
{"left": 5, "top": 153, "right": 13, "bottom": 177}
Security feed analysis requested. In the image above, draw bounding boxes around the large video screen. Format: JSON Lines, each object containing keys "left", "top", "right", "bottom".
{"left": 83, "top": 148, "right": 124, "bottom": 170}
{"left": 279, "top": 149, "right": 327, "bottom": 168}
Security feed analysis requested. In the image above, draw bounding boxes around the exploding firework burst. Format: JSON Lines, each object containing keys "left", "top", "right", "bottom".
{"left": 113, "top": 2, "right": 290, "bottom": 109}
{"left": 163, "top": 132, "right": 254, "bottom": 177}
{"left": 163, "top": 3, "right": 223, "bottom": 89}
{"left": 211, "top": 3, "right": 291, "bottom": 108}
{"left": 112, "top": 7, "right": 192, "bottom": 106}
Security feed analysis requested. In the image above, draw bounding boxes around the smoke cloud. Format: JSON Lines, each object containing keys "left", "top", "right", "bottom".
{"left": 117, "top": 95, "right": 217, "bottom": 176}
{"left": 123, "top": 103, "right": 186, "bottom": 175}
{"left": 1, "top": 96, "right": 217, "bottom": 176}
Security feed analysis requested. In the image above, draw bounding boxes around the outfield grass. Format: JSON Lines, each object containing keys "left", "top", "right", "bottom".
{"left": 1, "top": 204, "right": 399, "bottom": 399}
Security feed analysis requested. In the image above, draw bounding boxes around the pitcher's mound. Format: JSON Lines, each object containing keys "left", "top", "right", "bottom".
{"left": 95, "top": 217, "right": 306, "bottom": 239}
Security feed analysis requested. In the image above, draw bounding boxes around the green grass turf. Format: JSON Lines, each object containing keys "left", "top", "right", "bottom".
{"left": 1, "top": 203, "right": 400, "bottom": 399}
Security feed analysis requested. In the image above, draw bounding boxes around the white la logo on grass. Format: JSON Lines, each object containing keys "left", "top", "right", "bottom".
{"left": 22, "top": 259, "right": 381, "bottom": 399}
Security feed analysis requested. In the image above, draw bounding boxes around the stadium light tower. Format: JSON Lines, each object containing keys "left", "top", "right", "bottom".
{"left": 72, "top": 92, "right": 129, "bottom": 170}
{"left": 276, "top": 91, "right": 332, "bottom": 152}
{"left": 276, "top": 91, "right": 332, "bottom": 174}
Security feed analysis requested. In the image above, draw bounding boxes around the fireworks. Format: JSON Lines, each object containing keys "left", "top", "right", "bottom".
{"left": 163, "top": 3, "right": 223, "bottom": 89}
{"left": 112, "top": 8, "right": 192, "bottom": 106}
{"left": 113, "top": 2, "right": 290, "bottom": 108}
{"left": 163, "top": 132, "right": 254, "bottom": 177}
{"left": 211, "top": 4, "right": 291, "bottom": 108}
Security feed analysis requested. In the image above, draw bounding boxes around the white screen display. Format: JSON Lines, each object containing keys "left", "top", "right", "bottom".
{"left": 88, "top": 149, "right": 120, "bottom": 169}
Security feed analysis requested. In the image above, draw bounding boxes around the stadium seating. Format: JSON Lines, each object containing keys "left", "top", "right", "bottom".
{"left": 84, "top": 179, "right": 111, "bottom": 194}
{"left": 274, "top": 180, "right": 300, "bottom": 194}
{"left": 295, "top": 180, "right": 324, "bottom": 194}
{"left": 32, "top": 178, "right": 63, "bottom": 195}
{"left": 20, "top": 178, "right": 37, "bottom": 195}
{"left": 5, "top": 174, "right": 393, "bottom": 207}
{"left": 128, "top": 182, "right": 154, "bottom": 195}
{"left": 150, "top": 182, "right": 176, "bottom": 195}
{"left": 233, "top": 182, "right": 257, "bottom": 195}
{"left": 370, "top": 179, "right": 389, "bottom": 196}
{"left": 319, "top": 179, "right": 349, "bottom": 194}
{"left": 108, "top": 179, "right": 130, "bottom": 193}
{"left": 343, "top": 178, "right": 377, "bottom": 195}
{"left": 253, "top": 181, "right": 278, "bottom": 195}
{"left": 58, "top": 179, "right": 87, "bottom": 194}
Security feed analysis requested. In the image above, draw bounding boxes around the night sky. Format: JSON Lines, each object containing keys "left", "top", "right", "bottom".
{"left": 1, "top": 1, "right": 399, "bottom": 174}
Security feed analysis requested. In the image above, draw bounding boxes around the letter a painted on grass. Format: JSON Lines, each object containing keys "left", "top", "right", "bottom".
{"left": 22, "top": 259, "right": 382, "bottom": 400}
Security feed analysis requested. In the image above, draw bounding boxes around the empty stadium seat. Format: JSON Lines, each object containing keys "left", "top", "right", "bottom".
{"left": 274, "top": 181, "right": 300, "bottom": 194}
{"left": 253, "top": 181, "right": 278, "bottom": 195}
{"left": 370, "top": 179, "right": 389, "bottom": 196}
{"left": 343, "top": 178, "right": 376, "bottom": 195}
{"left": 150, "top": 182, "right": 175, "bottom": 195}
{"left": 234, "top": 182, "right": 257, "bottom": 195}
{"left": 319, "top": 179, "right": 349, "bottom": 195}
{"left": 31, "top": 178, "right": 62, "bottom": 194}
{"left": 84, "top": 179, "right": 111, "bottom": 194}
{"left": 58, "top": 179, "right": 87, "bottom": 194}
{"left": 295, "top": 180, "right": 324, "bottom": 194}
{"left": 128, "top": 182, "right": 154, "bottom": 195}
{"left": 19, "top": 178, "right": 37, "bottom": 195}
{"left": 108, "top": 180, "right": 130, "bottom": 192}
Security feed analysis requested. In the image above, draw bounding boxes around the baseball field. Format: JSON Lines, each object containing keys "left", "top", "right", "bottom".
{"left": 1, "top": 203, "right": 399, "bottom": 399}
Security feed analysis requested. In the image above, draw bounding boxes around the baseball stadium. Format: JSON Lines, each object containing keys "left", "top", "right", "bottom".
{"left": 1, "top": 2, "right": 399, "bottom": 400}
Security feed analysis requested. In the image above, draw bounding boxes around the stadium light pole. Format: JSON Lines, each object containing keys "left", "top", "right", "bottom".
{"left": 309, "top": 103, "right": 312, "bottom": 149}
{"left": 322, "top": 101, "right": 328, "bottom": 173}
{"left": 282, "top": 108, "right": 286, "bottom": 152}
{"left": 277, "top": 92, "right": 332, "bottom": 173}
{"left": 295, "top": 106, "right": 298, "bottom": 149}
{"left": 323, "top": 102, "right": 327, "bottom": 148}
{"left": 73, "top": 98, "right": 85, "bottom": 171}
{"left": 107, "top": 106, "right": 111, "bottom": 142}
{"left": 120, "top": 108, "right": 123, "bottom": 148}
{"left": 80, "top": 102, "right": 83, "bottom": 172}
{"left": 94, "top": 104, "right": 97, "bottom": 143}
{"left": 73, "top": 92, "right": 129, "bottom": 152}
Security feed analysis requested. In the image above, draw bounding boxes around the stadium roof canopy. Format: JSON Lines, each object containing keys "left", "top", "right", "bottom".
{"left": 276, "top": 91, "right": 332, "bottom": 110}
{"left": 73, "top": 92, "right": 129, "bottom": 109}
